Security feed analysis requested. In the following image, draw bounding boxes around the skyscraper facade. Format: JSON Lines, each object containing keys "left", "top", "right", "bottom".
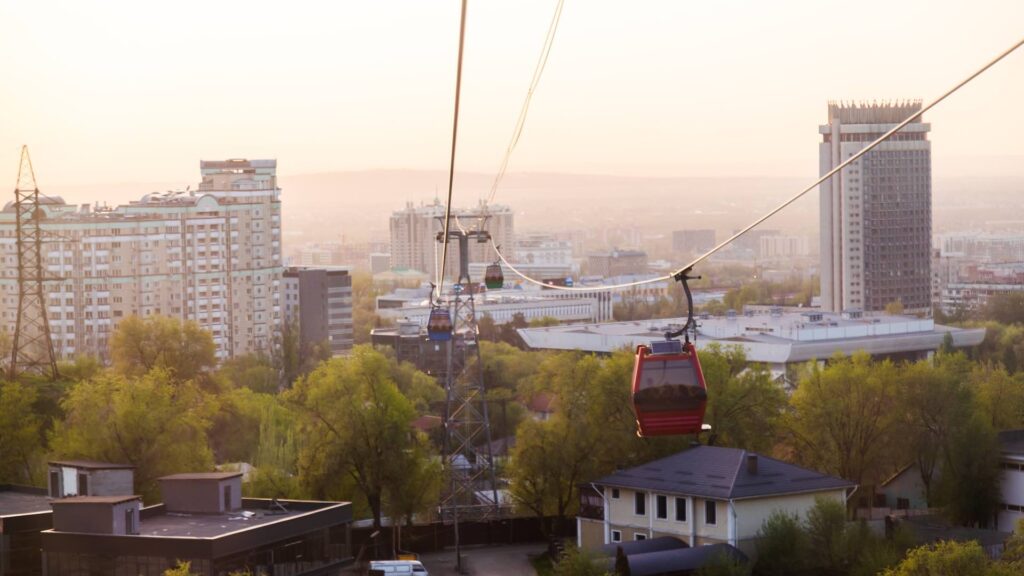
{"left": 819, "top": 102, "right": 932, "bottom": 314}
{"left": 0, "top": 159, "right": 282, "bottom": 361}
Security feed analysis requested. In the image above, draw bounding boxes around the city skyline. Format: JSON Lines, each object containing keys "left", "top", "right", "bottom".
{"left": 1, "top": 1, "right": 1022, "bottom": 190}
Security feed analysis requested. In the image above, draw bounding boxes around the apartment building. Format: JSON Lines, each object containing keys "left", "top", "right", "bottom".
{"left": 388, "top": 201, "right": 513, "bottom": 279}
{"left": 283, "top": 266, "right": 354, "bottom": 356}
{"left": 0, "top": 159, "right": 282, "bottom": 361}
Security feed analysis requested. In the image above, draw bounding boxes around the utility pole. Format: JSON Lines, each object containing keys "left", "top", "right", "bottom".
{"left": 9, "top": 146, "right": 59, "bottom": 380}
{"left": 435, "top": 221, "right": 500, "bottom": 573}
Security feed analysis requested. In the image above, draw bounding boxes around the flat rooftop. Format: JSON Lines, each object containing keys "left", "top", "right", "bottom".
{"left": 0, "top": 486, "right": 51, "bottom": 517}
{"left": 518, "top": 310, "right": 986, "bottom": 365}
{"left": 136, "top": 500, "right": 347, "bottom": 539}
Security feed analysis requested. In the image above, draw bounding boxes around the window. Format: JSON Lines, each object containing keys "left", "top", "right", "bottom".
{"left": 656, "top": 495, "right": 667, "bottom": 519}
{"left": 896, "top": 497, "right": 910, "bottom": 510}
{"left": 634, "top": 533, "right": 647, "bottom": 541}
{"left": 675, "top": 497, "right": 687, "bottom": 522}
{"left": 49, "top": 471, "right": 59, "bottom": 498}
{"left": 705, "top": 500, "right": 717, "bottom": 525}
{"left": 78, "top": 473, "right": 88, "bottom": 496}
{"left": 223, "top": 484, "right": 232, "bottom": 511}
{"left": 125, "top": 508, "right": 136, "bottom": 535}
{"left": 635, "top": 492, "right": 646, "bottom": 516}
{"left": 611, "top": 488, "right": 620, "bottom": 499}
{"left": 611, "top": 530, "right": 622, "bottom": 543}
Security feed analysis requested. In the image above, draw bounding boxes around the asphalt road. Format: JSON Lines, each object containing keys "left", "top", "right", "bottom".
{"left": 418, "top": 543, "right": 547, "bottom": 576}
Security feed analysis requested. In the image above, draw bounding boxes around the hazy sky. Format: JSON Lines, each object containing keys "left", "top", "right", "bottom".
{"left": 1, "top": 0, "right": 1022, "bottom": 188}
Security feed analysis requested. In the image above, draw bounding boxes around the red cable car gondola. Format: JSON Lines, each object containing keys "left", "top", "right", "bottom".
{"left": 427, "top": 307, "right": 453, "bottom": 341}
{"left": 631, "top": 339, "right": 707, "bottom": 437}
{"left": 631, "top": 267, "right": 708, "bottom": 437}
{"left": 484, "top": 262, "right": 504, "bottom": 290}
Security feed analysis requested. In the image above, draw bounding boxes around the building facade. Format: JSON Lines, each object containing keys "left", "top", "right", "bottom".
{"left": 283, "top": 266, "right": 354, "bottom": 356}
{"left": 819, "top": 101, "right": 932, "bottom": 314}
{"left": 587, "top": 249, "right": 648, "bottom": 278}
{"left": 672, "top": 229, "right": 716, "bottom": 256}
{"left": 388, "top": 201, "right": 513, "bottom": 279}
{"left": 0, "top": 159, "right": 282, "bottom": 361}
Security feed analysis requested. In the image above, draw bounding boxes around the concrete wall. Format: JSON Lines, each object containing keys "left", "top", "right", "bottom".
{"left": 88, "top": 470, "right": 134, "bottom": 497}
{"left": 733, "top": 490, "right": 846, "bottom": 543}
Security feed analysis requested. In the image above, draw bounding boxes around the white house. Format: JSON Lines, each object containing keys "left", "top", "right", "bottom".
{"left": 578, "top": 446, "right": 856, "bottom": 556}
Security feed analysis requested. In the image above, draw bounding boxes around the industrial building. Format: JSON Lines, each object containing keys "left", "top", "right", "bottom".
{"left": 819, "top": 101, "right": 932, "bottom": 314}
{"left": 518, "top": 309, "right": 984, "bottom": 386}
{"left": 0, "top": 159, "right": 282, "bottom": 361}
{"left": 283, "top": 266, "right": 354, "bottom": 355}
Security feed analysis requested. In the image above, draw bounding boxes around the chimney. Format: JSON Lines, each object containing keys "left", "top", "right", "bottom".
{"left": 747, "top": 454, "right": 758, "bottom": 475}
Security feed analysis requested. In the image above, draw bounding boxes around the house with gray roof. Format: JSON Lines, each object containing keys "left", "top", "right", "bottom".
{"left": 577, "top": 445, "right": 856, "bottom": 556}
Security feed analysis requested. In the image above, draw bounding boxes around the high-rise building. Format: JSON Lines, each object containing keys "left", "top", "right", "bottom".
{"left": 819, "top": 102, "right": 932, "bottom": 314}
{"left": 388, "top": 201, "right": 513, "bottom": 280}
{"left": 672, "top": 229, "right": 716, "bottom": 255}
{"left": 0, "top": 159, "right": 282, "bottom": 361}
{"left": 283, "top": 266, "right": 353, "bottom": 356}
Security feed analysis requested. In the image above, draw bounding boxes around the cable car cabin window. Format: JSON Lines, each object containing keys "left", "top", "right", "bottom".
{"left": 634, "top": 357, "right": 706, "bottom": 412}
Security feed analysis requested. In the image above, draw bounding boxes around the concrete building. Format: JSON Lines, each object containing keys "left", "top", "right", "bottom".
{"left": 940, "top": 233, "right": 1024, "bottom": 263}
{"left": 819, "top": 101, "right": 932, "bottom": 315}
{"left": 388, "top": 201, "right": 513, "bottom": 279}
{"left": 938, "top": 263, "right": 1024, "bottom": 314}
{"left": 0, "top": 159, "right": 282, "bottom": 361}
{"left": 577, "top": 446, "right": 854, "bottom": 556}
{"left": 41, "top": 472, "right": 352, "bottom": 575}
{"left": 518, "top": 309, "right": 985, "bottom": 386}
{"left": 587, "top": 249, "right": 648, "bottom": 277}
{"left": 672, "top": 229, "right": 716, "bottom": 255}
{"left": 759, "top": 235, "right": 810, "bottom": 260}
{"left": 283, "top": 266, "right": 353, "bottom": 356}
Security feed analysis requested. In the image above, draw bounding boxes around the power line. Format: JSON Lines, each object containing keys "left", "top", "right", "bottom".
{"left": 494, "top": 35, "right": 1024, "bottom": 293}
{"left": 437, "top": 0, "right": 470, "bottom": 300}
{"left": 485, "top": 0, "right": 566, "bottom": 205}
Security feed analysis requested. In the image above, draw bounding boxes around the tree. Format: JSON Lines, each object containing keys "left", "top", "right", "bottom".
{"left": 218, "top": 353, "right": 279, "bottom": 394}
{"left": 700, "top": 344, "right": 786, "bottom": 452}
{"left": 785, "top": 353, "right": 899, "bottom": 486}
{"left": 50, "top": 369, "right": 216, "bottom": 502}
{"left": 110, "top": 315, "right": 217, "bottom": 384}
{"left": 755, "top": 510, "right": 807, "bottom": 576}
{"left": 276, "top": 318, "right": 331, "bottom": 388}
{"left": 163, "top": 561, "right": 199, "bottom": 576}
{"left": 981, "top": 292, "right": 1024, "bottom": 325}
{"left": 934, "top": 414, "right": 1002, "bottom": 527}
{"left": 552, "top": 544, "right": 612, "bottom": 576}
{"left": 696, "top": 551, "right": 750, "bottom": 576}
{"left": 804, "top": 497, "right": 850, "bottom": 573}
{"left": 885, "top": 300, "right": 905, "bottom": 316}
{"left": 971, "top": 363, "right": 1024, "bottom": 430}
{"left": 287, "top": 346, "right": 431, "bottom": 530}
{"left": 880, "top": 540, "right": 1013, "bottom": 576}
{"left": 0, "top": 381, "right": 44, "bottom": 485}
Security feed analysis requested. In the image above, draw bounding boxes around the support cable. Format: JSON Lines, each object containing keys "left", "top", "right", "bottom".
{"left": 437, "top": 0, "right": 470, "bottom": 301}
{"left": 485, "top": 0, "right": 566, "bottom": 205}
{"left": 493, "top": 35, "right": 1024, "bottom": 293}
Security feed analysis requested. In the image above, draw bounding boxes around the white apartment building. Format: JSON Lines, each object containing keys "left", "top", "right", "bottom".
{"left": 0, "top": 159, "right": 282, "bottom": 361}
{"left": 388, "top": 201, "right": 513, "bottom": 279}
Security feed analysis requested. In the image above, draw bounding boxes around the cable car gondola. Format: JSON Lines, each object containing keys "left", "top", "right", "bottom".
{"left": 484, "top": 262, "right": 504, "bottom": 290}
{"left": 631, "top": 268, "right": 708, "bottom": 437}
{"left": 632, "top": 339, "right": 707, "bottom": 436}
{"left": 427, "top": 306, "right": 453, "bottom": 341}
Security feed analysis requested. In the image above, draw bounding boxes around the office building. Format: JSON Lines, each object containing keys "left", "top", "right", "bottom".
{"left": 759, "top": 235, "right": 810, "bottom": 260}
{"left": 587, "top": 249, "right": 648, "bottom": 278}
{"left": 0, "top": 159, "right": 282, "bottom": 361}
{"left": 283, "top": 266, "right": 353, "bottom": 355}
{"left": 819, "top": 101, "right": 932, "bottom": 314}
{"left": 388, "top": 201, "right": 513, "bottom": 279}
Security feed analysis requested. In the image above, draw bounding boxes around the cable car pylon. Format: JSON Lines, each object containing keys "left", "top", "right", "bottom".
{"left": 435, "top": 223, "right": 501, "bottom": 529}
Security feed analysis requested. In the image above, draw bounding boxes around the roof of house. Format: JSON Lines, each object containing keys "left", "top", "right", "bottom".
{"left": 158, "top": 472, "right": 242, "bottom": 482}
{"left": 0, "top": 485, "right": 51, "bottom": 516}
{"left": 591, "top": 446, "right": 855, "bottom": 501}
{"left": 50, "top": 495, "right": 141, "bottom": 506}
{"left": 48, "top": 460, "right": 135, "bottom": 470}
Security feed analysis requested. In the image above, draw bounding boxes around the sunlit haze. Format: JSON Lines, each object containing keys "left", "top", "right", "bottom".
{"left": 2, "top": 0, "right": 1023, "bottom": 190}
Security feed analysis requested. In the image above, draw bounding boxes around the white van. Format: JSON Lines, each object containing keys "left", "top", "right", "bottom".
{"left": 368, "top": 560, "right": 429, "bottom": 575}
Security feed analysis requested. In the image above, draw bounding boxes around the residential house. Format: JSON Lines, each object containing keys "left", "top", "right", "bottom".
{"left": 578, "top": 446, "right": 856, "bottom": 556}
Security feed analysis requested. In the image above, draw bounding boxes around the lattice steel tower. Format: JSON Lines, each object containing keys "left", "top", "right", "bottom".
{"left": 9, "top": 146, "right": 59, "bottom": 380}
{"left": 436, "top": 223, "right": 500, "bottom": 531}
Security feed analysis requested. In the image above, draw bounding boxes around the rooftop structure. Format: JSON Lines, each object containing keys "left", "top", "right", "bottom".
{"left": 519, "top": 309, "right": 984, "bottom": 383}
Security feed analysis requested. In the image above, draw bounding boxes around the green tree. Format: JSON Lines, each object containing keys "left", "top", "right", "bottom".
{"left": 701, "top": 344, "right": 786, "bottom": 452}
{"left": 880, "top": 540, "right": 1012, "bottom": 576}
{"left": 804, "top": 496, "right": 850, "bottom": 573}
{"left": 218, "top": 353, "right": 279, "bottom": 394}
{"left": 276, "top": 318, "right": 331, "bottom": 388}
{"left": 287, "top": 346, "right": 430, "bottom": 530}
{"left": 754, "top": 510, "right": 807, "bottom": 576}
{"left": 786, "top": 352, "right": 899, "bottom": 486}
{"left": 50, "top": 369, "right": 216, "bottom": 502}
{"left": 696, "top": 552, "right": 750, "bottom": 576}
{"left": 934, "top": 414, "right": 1002, "bottom": 527}
{"left": 552, "top": 544, "right": 611, "bottom": 576}
{"left": 163, "top": 561, "right": 199, "bottom": 576}
{"left": 110, "top": 315, "right": 217, "bottom": 384}
{"left": 980, "top": 292, "right": 1024, "bottom": 325}
{"left": 0, "top": 381, "right": 44, "bottom": 485}
{"left": 971, "top": 363, "right": 1024, "bottom": 430}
